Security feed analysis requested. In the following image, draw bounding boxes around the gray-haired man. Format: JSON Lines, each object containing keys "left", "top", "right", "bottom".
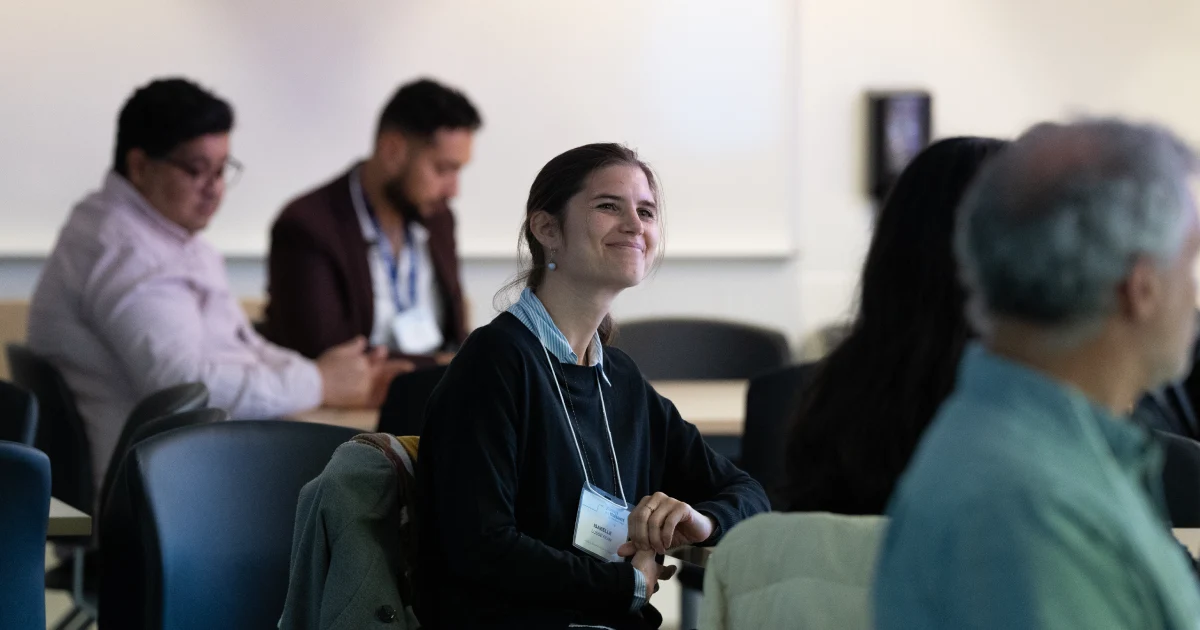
{"left": 874, "top": 119, "right": 1200, "bottom": 629}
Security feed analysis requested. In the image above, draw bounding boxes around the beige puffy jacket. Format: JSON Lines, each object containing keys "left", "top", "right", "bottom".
{"left": 699, "top": 512, "right": 886, "bottom": 630}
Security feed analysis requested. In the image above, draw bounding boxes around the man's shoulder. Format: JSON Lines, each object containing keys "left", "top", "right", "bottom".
{"left": 52, "top": 194, "right": 163, "bottom": 272}
{"left": 273, "top": 169, "right": 353, "bottom": 233}
{"left": 899, "top": 396, "right": 1098, "bottom": 510}
{"left": 891, "top": 399, "right": 1137, "bottom": 563}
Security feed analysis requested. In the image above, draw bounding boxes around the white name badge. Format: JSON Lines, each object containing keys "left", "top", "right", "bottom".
{"left": 391, "top": 307, "right": 443, "bottom": 355}
{"left": 573, "top": 483, "right": 630, "bottom": 562}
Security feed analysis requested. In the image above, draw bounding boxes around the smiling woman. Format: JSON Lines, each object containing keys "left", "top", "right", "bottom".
{"left": 540, "top": 165, "right": 661, "bottom": 303}
{"left": 504, "top": 144, "right": 666, "bottom": 346}
{"left": 414, "top": 143, "right": 769, "bottom": 629}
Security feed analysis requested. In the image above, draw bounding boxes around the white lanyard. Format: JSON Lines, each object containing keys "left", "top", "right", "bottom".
{"left": 541, "top": 343, "right": 627, "bottom": 505}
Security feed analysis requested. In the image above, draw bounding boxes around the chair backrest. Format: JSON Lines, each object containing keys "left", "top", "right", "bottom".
{"left": 700, "top": 512, "right": 887, "bottom": 630}
{"left": 99, "top": 407, "right": 228, "bottom": 625}
{"left": 127, "top": 407, "right": 227, "bottom": 449}
{"left": 5, "top": 343, "right": 93, "bottom": 512}
{"left": 1137, "top": 384, "right": 1199, "bottom": 439}
{"left": 612, "top": 318, "right": 791, "bottom": 380}
{"left": 742, "top": 363, "right": 815, "bottom": 509}
{"left": 377, "top": 365, "right": 448, "bottom": 437}
{"left": 125, "top": 383, "right": 211, "bottom": 436}
{"left": 123, "top": 420, "right": 358, "bottom": 630}
{"left": 0, "top": 379, "right": 38, "bottom": 445}
{"left": 0, "top": 441, "right": 52, "bottom": 630}
{"left": 99, "top": 383, "right": 210, "bottom": 515}
{"left": 1158, "top": 430, "right": 1200, "bottom": 527}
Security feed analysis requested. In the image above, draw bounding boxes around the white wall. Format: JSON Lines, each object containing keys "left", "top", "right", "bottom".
{"left": 0, "top": 0, "right": 795, "bottom": 259}
{"left": 794, "top": 0, "right": 1200, "bottom": 337}
{"left": 4, "top": 0, "right": 1200, "bottom": 350}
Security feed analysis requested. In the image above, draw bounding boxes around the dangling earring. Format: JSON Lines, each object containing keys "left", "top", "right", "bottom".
{"left": 547, "top": 249, "right": 557, "bottom": 271}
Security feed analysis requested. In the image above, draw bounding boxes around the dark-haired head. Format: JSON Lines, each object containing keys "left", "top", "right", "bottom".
{"left": 783, "top": 136, "right": 1008, "bottom": 514}
{"left": 113, "top": 77, "right": 237, "bottom": 233}
{"left": 371, "top": 78, "right": 482, "bottom": 221}
{"left": 500, "top": 143, "right": 664, "bottom": 344}
{"left": 114, "top": 77, "right": 233, "bottom": 177}
{"left": 377, "top": 78, "right": 482, "bottom": 139}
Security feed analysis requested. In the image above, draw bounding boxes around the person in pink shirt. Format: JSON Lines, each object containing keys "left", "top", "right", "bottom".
{"left": 27, "top": 77, "right": 391, "bottom": 498}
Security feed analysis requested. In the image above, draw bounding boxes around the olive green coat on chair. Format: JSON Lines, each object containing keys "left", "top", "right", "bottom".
{"left": 280, "top": 433, "right": 421, "bottom": 630}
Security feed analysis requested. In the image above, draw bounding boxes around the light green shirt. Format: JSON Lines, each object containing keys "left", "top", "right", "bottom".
{"left": 874, "top": 343, "right": 1200, "bottom": 629}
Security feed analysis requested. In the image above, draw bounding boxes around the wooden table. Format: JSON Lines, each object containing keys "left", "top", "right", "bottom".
{"left": 293, "top": 379, "right": 749, "bottom": 436}
{"left": 48, "top": 497, "right": 91, "bottom": 538}
{"left": 1174, "top": 528, "right": 1200, "bottom": 557}
{"left": 667, "top": 530, "right": 1200, "bottom": 567}
{"left": 292, "top": 406, "right": 379, "bottom": 432}
{"left": 655, "top": 380, "right": 747, "bottom": 436}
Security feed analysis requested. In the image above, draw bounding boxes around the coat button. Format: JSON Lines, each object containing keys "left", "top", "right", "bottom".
{"left": 376, "top": 605, "right": 397, "bottom": 623}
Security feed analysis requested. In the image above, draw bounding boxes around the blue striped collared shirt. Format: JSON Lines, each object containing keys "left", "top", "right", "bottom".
{"left": 507, "top": 287, "right": 611, "bottom": 385}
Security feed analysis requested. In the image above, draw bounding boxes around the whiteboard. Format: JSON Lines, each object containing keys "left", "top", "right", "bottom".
{"left": 0, "top": 0, "right": 796, "bottom": 259}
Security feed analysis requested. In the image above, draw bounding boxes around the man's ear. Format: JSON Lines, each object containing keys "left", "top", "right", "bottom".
{"left": 125, "top": 148, "right": 149, "bottom": 187}
{"left": 529, "top": 210, "right": 562, "bottom": 251}
{"left": 1119, "top": 256, "right": 1163, "bottom": 324}
{"left": 376, "top": 130, "right": 412, "bottom": 170}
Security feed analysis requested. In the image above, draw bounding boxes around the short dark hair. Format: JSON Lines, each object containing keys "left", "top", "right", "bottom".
{"left": 113, "top": 77, "right": 234, "bottom": 176}
{"left": 377, "top": 78, "right": 482, "bottom": 140}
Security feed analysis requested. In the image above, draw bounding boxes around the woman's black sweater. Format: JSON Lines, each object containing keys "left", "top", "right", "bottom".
{"left": 414, "top": 313, "right": 769, "bottom": 628}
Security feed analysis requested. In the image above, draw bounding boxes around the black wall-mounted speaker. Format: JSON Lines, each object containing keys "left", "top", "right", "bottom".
{"left": 867, "top": 90, "right": 932, "bottom": 203}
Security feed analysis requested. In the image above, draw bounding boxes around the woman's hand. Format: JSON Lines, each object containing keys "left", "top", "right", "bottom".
{"left": 617, "top": 492, "right": 716, "bottom": 556}
{"left": 629, "top": 549, "right": 677, "bottom": 601}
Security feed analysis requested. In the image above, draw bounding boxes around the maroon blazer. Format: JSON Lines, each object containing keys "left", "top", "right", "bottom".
{"left": 261, "top": 167, "right": 467, "bottom": 364}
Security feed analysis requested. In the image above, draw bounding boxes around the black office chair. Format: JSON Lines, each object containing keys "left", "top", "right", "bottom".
{"left": 1157, "top": 430, "right": 1200, "bottom": 527}
{"left": 127, "top": 407, "right": 226, "bottom": 448}
{"left": 1138, "top": 383, "right": 1200, "bottom": 440}
{"left": 613, "top": 318, "right": 790, "bottom": 466}
{"left": 99, "top": 407, "right": 228, "bottom": 626}
{"left": 98, "top": 382, "right": 210, "bottom": 517}
{"left": 0, "top": 379, "right": 38, "bottom": 445}
{"left": 104, "top": 420, "right": 358, "bottom": 629}
{"left": 612, "top": 318, "right": 791, "bottom": 381}
{"left": 6, "top": 344, "right": 97, "bottom": 630}
{"left": 377, "top": 365, "right": 448, "bottom": 436}
{"left": 39, "top": 382, "right": 212, "bottom": 628}
{"left": 6, "top": 344, "right": 92, "bottom": 513}
{"left": 741, "top": 363, "right": 816, "bottom": 510}
{"left": 0, "top": 441, "right": 52, "bottom": 630}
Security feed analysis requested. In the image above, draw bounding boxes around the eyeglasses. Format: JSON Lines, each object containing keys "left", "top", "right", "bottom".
{"left": 156, "top": 155, "right": 244, "bottom": 189}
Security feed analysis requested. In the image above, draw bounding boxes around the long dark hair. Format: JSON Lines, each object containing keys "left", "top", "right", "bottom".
{"left": 783, "top": 136, "right": 1008, "bottom": 515}
{"left": 497, "top": 143, "right": 663, "bottom": 344}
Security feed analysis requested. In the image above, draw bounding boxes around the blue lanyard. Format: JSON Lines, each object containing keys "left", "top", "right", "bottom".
{"left": 352, "top": 169, "right": 419, "bottom": 312}
{"left": 366, "top": 209, "right": 418, "bottom": 312}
